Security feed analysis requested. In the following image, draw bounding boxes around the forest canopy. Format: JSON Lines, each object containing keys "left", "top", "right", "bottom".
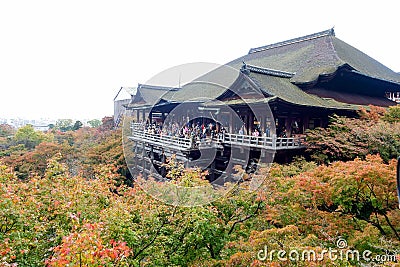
{"left": 0, "top": 109, "right": 399, "bottom": 266}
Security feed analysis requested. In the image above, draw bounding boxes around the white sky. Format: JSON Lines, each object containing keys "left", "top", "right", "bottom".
{"left": 0, "top": 0, "right": 399, "bottom": 120}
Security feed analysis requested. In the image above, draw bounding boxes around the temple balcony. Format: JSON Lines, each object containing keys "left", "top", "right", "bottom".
{"left": 129, "top": 123, "right": 305, "bottom": 151}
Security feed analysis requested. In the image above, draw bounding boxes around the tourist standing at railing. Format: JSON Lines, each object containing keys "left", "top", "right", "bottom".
{"left": 238, "top": 126, "right": 244, "bottom": 135}
{"left": 217, "top": 127, "right": 226, "bottom": 141}
{"left": 252, "top": 129, "right": 260, "bottom": 137}
{"left": 208, "top": 122, "right": 213, "bottom": 135}
{"left": 265, "top": 123, "right": 271, "bottom": 137}
{"left": 280, "top": 127, "right": 287, "bottom": 138}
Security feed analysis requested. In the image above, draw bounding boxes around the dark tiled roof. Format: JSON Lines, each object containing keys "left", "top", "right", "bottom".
{"left": 230, "top": 28, "right": 400, "bottom": 85}
{"left": 134, "top": 83, "right": 178, "bottom": 105}
{"left": 137, "top": 83, "right": 179, "bottom": 91}
{"left": 331, "top": 38, "right": 400, "bottom": 84}
{"left": 247, "top": 72, "right": 359, "bottom": 110}
{"left": 160, "top": 64, "right": 240, "bottom": 102}
{"left": 248, "top": 29, "right": 335, "bottom": 54}
{"left": 306, "top": 88, "right": 397, "bottom": 107}
{"left": 136, "top": 29, "right": 400, "bottom": 111}
{"left": 158, "top": 64, "right": 359, "bottom": 110}
{"left": 162, "top": 82, "right": 227, "bottom": 102}
{"left": 242, "top": 63, "right": 295, "bottom": 78}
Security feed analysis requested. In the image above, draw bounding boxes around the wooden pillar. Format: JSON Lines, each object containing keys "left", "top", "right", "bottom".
{"left": 162, "top": 113, "right": 166, "bottom": 124}
{"left": 142, "top": 142, "right": 146, "bottom": 177}
{"left": 229, "top": 112, "right": 233, "bottom": 133}
{"left": 149, "top": 111, "right": 153, "bottom": 124}
{"left": 272, "top": 134, "right": 277, "bottom": 149}
{"left": 185, "top": 153, "right": 190, "bottom": 168}
{"left": 286, "top": 116, "right": 292, "bottom": 137}
{"left": 210, "top": 160, "right": 216, "bottom": 182}
{"left": 133, "top": 142, "right": 138, "bottom": 167}
{"left": 303, "top": 114, "right": 309, "bottom": 132}
{"left": 248, "top": 112, "right": 253, "bottom": 134}
{"left": 260, "top": 115, "right": 265, "bottom": 133}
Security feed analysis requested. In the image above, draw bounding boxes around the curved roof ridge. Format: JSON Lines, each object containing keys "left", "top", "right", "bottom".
{"left": 242, "top": 63, "right": 295, "bottom": 78}
{"left": 350, "top": 69, "right": 400, "bottom": 86}
{"left": 326, "top": 34, "right": 344, "bottom": 65}
{"left": 137, "top": 83, "right": 179, "bottom": 91}
{"left": 248, "top": 28, "right": 335, "bottom": 54}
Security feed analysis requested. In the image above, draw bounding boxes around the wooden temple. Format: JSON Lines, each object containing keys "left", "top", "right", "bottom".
{"left": 125, "top": 29, "right": 400, "bottom": 181}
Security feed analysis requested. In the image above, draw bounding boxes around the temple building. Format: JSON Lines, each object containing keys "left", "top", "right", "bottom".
{"left": 123, "top": 29, "right": 400, "bottom": 181}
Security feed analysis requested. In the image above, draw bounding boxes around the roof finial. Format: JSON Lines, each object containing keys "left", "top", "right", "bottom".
{"left": 330, "top": 27, "right": 335, "bottom": 36}
{"left": 241, "top": 61, "right": 250, "bottom": 75}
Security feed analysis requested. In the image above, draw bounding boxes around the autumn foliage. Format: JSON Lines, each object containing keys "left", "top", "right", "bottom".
{"left": 0, "top": 111, "right": 399, "bottom": 266}
{"left": 306, "top": 105, "right": 400, "bottom": 163}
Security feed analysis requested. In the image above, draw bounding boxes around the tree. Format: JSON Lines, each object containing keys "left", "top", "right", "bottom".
{"left": 72, "top": 120, "right": 83, "bottom": 131}
{"left": 0, "top": 155, "right": 269, "bottom": 266}
{"left": 0, "top": 124, "right": 15, "bottom": 137}
{"left": 294, "top": 155, "right": 400, "bottom": 241}
{"left": 46, "top": 223, "right": 131, "bottom": 266}
{"left": 306, "top": 108, "right": 400, "bottom": 163}
{"left": 383, "top": 105, "right": 400, "bottom": 123}
{"left": 87, "top": 119, "right": 101, "bottom": 128}
{"left": 2, "top": 116, "right": 399, "bottom": 267}
{"left": 100, "top": 116, "right": 114, "bottom": 131}
{"left": 55, "top": 119, "right": 73, "bottom": 132}
{"left": 13, "top": 125, "right": 51, "bottom": 150}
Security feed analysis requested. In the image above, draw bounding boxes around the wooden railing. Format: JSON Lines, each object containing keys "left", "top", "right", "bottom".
{"left": 129, "top": 123, "right": 305, "bottom": 150}
{"left": 220, "top": 132, "right": 304, "bottom": 150}
{"left": 130, "top": 127, "right": 193, "bottom": 151}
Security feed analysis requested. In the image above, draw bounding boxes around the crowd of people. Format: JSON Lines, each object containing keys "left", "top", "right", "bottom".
{"left": 238, "top": 124, "right": 272, "bottom": 138}
{"left": 134, "top": 119, "right": 278, "bottom": 141}
{"left": 130, "top": 118, "right": 304, "bottom": 151}
{"left": 135, "top": 120, "right": 228, "bottom": 144}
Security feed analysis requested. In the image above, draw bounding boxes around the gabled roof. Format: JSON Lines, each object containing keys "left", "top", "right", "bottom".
{"left": 242, "top": 62, "right": 396, "bottom": 108}
{"left": 114, "top": 86, "right": 137, "bottom": 101}
{"left": 241, "top": 63, "right": 295, "bottom": 78}
{"left": 246, "top": 68, "right": 359, "bottom": 110}
{"left": 133, "top": 83, "right": 179, "bottom": 104}
{"left": 135, "top": 29, "right": 399, "bottom": 111}
{"left": 154, "top": 61, "right": 358, "bottom": 110}
{"left": 230, "top": 28, "right": 400, "bottom": 85}
{"left": 162, "top": 82, "right": 227, "bottom": 102}
{"left": 248, "top": 29, "right": 335, "bottom": 54}
{"left": 161, "top": 65, "right": 240, "bottom": 102}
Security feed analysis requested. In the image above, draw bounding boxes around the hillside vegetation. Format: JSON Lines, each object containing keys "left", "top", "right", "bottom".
{"left": 0, "top": 107, "right": 399, "bottom": 266}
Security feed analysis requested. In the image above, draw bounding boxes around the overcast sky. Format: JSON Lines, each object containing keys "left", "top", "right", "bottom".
{"left": 0, "top": 0, "right": 399, "bottom": 120}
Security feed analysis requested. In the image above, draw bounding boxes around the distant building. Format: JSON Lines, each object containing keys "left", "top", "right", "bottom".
{"left": 113, "top": 87, "right": 137, "bottom": 127}
{"left": 33, "top": 125, "right": 50, "bottom": 132}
